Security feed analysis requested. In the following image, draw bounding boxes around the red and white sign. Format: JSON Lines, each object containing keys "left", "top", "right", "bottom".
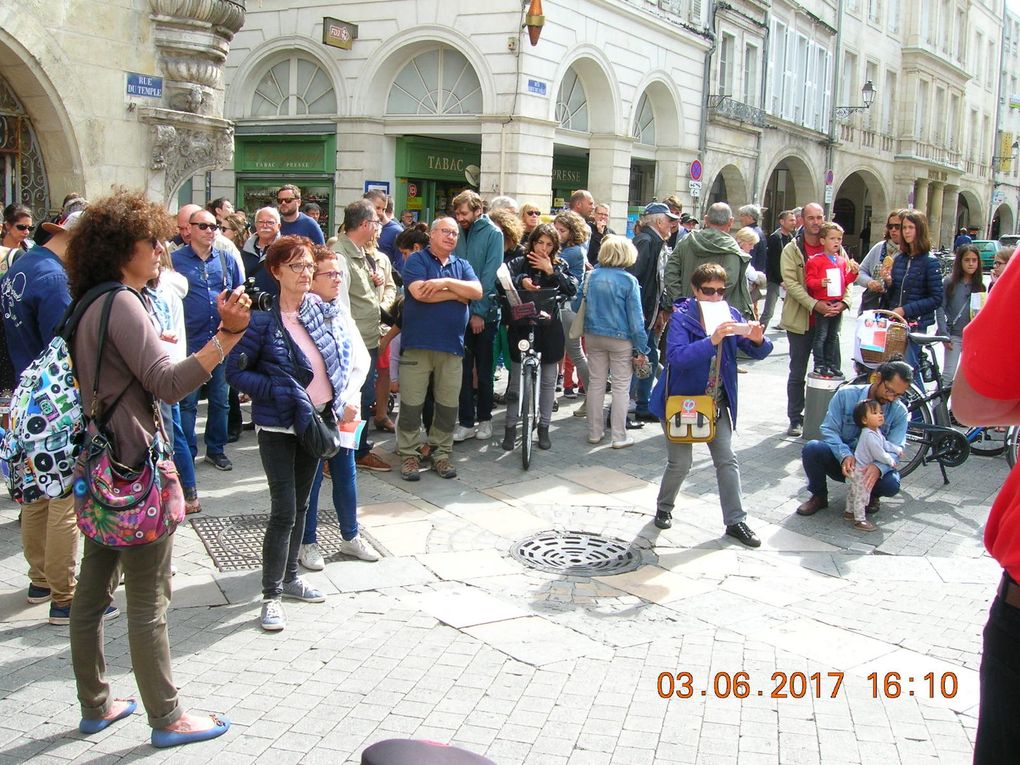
{"left": 690, "top": 160, "right": 703, "bottom": 182}
{"left": 407, "top": 183, "right": 418, "bottom": 198}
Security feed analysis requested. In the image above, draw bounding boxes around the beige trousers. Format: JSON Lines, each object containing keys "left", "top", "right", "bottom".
{"left": 21, "top": 494, "right": 78, "bottom": 604}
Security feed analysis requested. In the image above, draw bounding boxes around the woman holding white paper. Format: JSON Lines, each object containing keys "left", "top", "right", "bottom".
{"left": 649, "top": 263, "right": 772, "bottom": 547}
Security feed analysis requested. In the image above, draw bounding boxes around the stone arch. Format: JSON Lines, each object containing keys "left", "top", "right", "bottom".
{"left": 629, "top": 74, "right": 683, "bottom": 147}
{"left": 551, "top": 46, "right": 620, "bottom": 135}
{"left": 956, "top": 188, "right": 984, "bottom": 231}
{"left": 355, "top": 26, "right": 496, "bottom": 117}
{"left": 707, "top": 164, "right": 748, "bottom": 209}
{"left": 992, "top": 202, "right": 1015, "bottom": 238}
{"left": 833, "top": 166, "right": 890, "bottom": 259}
{"left": 0, "top": 28, "right": 82, "bottom": 208}
{"left": 761, "top": 154, "right": 819, "bottom": 229}
{"left": 226, "top": 36, "right": 347, "bottom": 120}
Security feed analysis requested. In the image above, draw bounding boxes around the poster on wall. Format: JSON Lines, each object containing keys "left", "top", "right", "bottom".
{"left": 364, "top": 180, "right": 390, "bottom": 195}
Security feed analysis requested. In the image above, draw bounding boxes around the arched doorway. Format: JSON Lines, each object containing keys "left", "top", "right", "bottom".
{"left": 991, "top": 203, "right": 1015, "bottom": 240}
{"left": 762, "top": 155, "right": 817, "bottom": 231}
{"left": 0, "top": 71, "right": 51, "bottom": 219}
{"left": 955, "top": 190, "right": 983, "bottom": 235}
{"left": 707, "top": 164, "right": 748, "bottom": 211}
{"left": 629, "top": 78, "right": 683, "bottom": 211}
{"left": 832, "top": 169, "right": 889, "bottom": 260}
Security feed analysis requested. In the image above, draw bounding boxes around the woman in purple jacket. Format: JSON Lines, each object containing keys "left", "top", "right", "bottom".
{"left": 650, "top": 263, "right": 772, "bottom": 546}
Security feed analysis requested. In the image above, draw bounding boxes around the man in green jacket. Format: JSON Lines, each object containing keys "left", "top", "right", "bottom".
{"left": 664, "top": 202, "right": 752, "bottom": 317}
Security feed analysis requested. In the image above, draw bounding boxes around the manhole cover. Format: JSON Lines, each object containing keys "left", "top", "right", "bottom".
{"left": 510, "top": 530, "right": 643, "bottom": 576}
{"left": 189, "top": 513, "right": 357, "bottom": 572}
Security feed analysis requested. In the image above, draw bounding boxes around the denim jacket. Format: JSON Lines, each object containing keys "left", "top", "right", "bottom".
{"left": 581, "top": 267, "right": 648, "bottom": 353}
{"left": 819, "top": 384, "right": 908, "bottom": 476}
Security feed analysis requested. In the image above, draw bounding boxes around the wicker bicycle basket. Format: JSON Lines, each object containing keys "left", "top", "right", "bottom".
{"left": 859, "top": 309, "right": 909, "bottom": 364}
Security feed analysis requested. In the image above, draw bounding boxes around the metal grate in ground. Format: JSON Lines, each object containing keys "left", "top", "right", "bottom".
{"left": 188, "top": 513, "right": 355, "bottom": 572}
{"left": 510, "top": 530, "right": 644, "bottom": 577}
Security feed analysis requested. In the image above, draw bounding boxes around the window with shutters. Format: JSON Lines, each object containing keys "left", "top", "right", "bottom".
{"left": 387, "top": 47, "right": 482, "bottom": 115}
{"left": 250, "top": 56, "right": 337, "bottom": 117}
{"left": 887, "top": 0, "right": 900, "bottom": 34}
{"left": 718, "top": 34, "right": 735, "bottom": 96}
{"left": 767, "top": 20, "right": 787, "bottom": 116}
{"left": 881, "top": 71, "right": 896, "bottom": 133}
{"left": 743, "top": 44, "right": 759, "bottom": 107}
{"left": 556, "top": 68, "right": 589, "bottom": 132}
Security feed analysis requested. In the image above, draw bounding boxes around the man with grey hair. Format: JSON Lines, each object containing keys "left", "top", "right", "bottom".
{"left": 488, "top": 196, "right": 519, "bottom": 215}
{"left": 664, "top": 201, "right": 752, "bottom": 317}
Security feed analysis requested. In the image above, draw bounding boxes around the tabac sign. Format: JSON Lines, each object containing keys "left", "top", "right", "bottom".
{"left": 323, "top": 17, "right": 357, "bottom": 50}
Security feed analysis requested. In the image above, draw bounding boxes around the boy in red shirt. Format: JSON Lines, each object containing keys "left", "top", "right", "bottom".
{"left": 805, "top": 222, "right": 854, "bottom": 377}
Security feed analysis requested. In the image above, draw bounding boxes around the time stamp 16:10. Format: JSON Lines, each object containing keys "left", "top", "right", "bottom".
{"left": 656, "top": 671, "right": 960, "bottom": 700}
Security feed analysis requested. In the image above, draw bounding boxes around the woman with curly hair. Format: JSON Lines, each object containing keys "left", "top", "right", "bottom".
{"left": 554, "top": 210, "right": 591, "bottom": 409}
{"left": 67, "top": 190, "right": 249, "bottom": 747}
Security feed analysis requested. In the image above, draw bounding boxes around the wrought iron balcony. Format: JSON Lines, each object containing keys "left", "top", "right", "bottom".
{"left": 707, "top": 95, "right": 766, "bottom": 128}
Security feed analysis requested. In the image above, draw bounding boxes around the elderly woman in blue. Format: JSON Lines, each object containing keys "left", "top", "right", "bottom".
{"left": 650, "top": 263, "right": 772, "bottom": 547}
{"left": 226, "top": 235, "right": 353, "bottom": 632}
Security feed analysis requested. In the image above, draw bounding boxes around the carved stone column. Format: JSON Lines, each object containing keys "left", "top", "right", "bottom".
{"left": 140, "top": 108, "right": 235, "bottom": 203}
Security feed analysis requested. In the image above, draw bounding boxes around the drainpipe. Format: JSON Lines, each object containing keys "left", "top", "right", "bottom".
{"left": 751, "top": 12, "right": 770, "bottom": 207}
{"left": 987, "top": 18, "right": 1008, "bottom": 237}
{"left": 696, "top": 0, "right": 720, "bottom": 218}
{"left": 824, "top": 0, "right": 845, "bottom": 219}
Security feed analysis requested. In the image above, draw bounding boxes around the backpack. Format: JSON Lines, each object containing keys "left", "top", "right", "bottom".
{"left": 0, "top": 282, "right": 133, "bottom": 504}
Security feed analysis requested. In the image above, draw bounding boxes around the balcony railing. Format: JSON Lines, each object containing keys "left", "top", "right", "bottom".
{"left": 896, "top": 139, "right": 962, "bottom": 170}
{"left": 707, "top": 95, "right": 766, "bottom": 128}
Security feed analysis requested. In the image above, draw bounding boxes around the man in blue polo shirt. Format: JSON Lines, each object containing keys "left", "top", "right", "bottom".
{"left": 172, "top": 208, "right": 244, "bottom": 471}
{"left": 397, "top": 217, "right": 481, "bottom": 482}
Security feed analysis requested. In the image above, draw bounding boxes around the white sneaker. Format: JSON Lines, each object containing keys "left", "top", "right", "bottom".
{"left": 611, "top": 436, "right": 636, "bottom": 449}
{"left": 475, "top": 421, "right": 493, "bottom": 440}
{"left": 573, "top": 400, "right": 587, "bottom": 417}
{"left": 452, "top": 424, "right": 476, "bottom": 442}
{"left": 298, "top": 543, "right": 325, "bottom": 571}
{"left": 339, "top": 535, "right": 380, "bottom": 562}
{"left": 260, "top": 599, "right": 285, "bottom": 631}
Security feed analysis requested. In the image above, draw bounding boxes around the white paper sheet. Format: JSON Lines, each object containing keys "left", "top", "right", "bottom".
{"left": 825, "top": 267, "right": 842, "bottom": 297}
{"left": 698, "top": 300, "right": 732, "bottom": 336}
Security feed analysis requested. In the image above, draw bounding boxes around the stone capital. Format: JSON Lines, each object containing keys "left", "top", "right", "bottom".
{"left": 139, "top": 107, "right": 234, "bottom": 202}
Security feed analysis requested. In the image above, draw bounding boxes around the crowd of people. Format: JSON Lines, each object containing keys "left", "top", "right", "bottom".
{"left": 0, "top": 182, "right": 1017, "bottom": 750}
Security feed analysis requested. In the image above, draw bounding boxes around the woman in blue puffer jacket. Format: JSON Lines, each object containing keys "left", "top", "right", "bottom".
{"left": 882, "top": 208, "right": 943, "bottom": 383}
{"left": 226, "top": 235, "right": 353, "bottom": 632}
{"left": 650, "top": 263, "right": 772, "bottom": 545}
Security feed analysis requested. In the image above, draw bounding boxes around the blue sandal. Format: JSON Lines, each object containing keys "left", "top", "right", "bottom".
{"left": 151, "top": 714, "right": 230, "bottom": 748}
{"left": 79, "top": 699, "right": 137, "bottom": 734}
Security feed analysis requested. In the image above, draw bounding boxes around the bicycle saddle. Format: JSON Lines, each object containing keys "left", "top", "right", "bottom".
{"left": 908, "top": 332, "right": 951, "bottom": 345}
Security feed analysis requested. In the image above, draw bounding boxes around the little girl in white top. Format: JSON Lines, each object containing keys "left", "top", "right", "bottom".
{"left": 845, "top": 399, "right": 902, "bottom": 532}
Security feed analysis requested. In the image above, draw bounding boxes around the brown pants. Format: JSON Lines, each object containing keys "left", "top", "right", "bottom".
{"left": 21, "top": 494, "right": 78, "bottom": 605}
{"left": 70, "top": 533, "right": 182, "bottom": 728}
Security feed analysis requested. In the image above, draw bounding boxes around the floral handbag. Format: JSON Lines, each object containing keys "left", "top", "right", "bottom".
{"left": 73, "top": 405, "right": 185, "bottom": 548}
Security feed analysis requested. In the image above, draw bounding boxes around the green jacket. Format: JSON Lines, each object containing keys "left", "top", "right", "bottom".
{"left": 779, "top": 235, "right": 852, "bottom": 334}
{"left": 664, "top": 227, "right": 752, "bottom": 317}
{"left": 334, "top": 234, "right": 380, "bottom": 348}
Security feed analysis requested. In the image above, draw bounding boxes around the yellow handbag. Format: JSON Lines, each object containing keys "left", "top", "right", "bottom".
{"left": 664, "top": 342, "right": 723, "bottom": 444}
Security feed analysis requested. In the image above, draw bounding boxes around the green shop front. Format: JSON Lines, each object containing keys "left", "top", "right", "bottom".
{"left": 234, "top": 131, "right": 336, "bottom": 235}
{"left": 551, "top": 154, "right": 589, "bottom": 211}
{"left": 394, "top": 137, "right": 480, "bottom": 224}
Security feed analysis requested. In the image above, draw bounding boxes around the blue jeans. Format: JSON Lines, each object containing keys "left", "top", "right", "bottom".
{"left": 303, "top": 447, "right": 358, "bottom": 544}
{"left": 633, "top": 327, "right": 659, "bottom": 414}
{"left": 170, "top": 404, "right": 196, "bottom": 492}
{"left": 180, "top": 361, "right": 228, "bottom": 457}
{"left": 801, "top": 439, "right": 900, "bottom": 498}
{"left": 357, "top": 347, "right": 379, "bottom": 457}
{"left": 459, "top": 321, "right": 497, "bottom": 427}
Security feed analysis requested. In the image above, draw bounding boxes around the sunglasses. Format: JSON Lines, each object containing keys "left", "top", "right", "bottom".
{"left": 13, "top": 223, "right": 32, "bottom": 232}
{"left": 191, "top": 222, "right": 219, "bottom": 231}
{"left": 697, "top": 286, "right": 726, "bottom": 296}
{"left": 277, "top": 197, "right": 298, "bottom": 203}
{"left": 886, "top": 223, "right": 901, "bottom": 230}
{"left": 526, "top": 211, "right": 541, "bottom": 216}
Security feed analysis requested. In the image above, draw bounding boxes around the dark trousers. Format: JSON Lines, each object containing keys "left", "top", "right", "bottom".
{"left": 633, "top": 327, "right": 660, "bottom": 414}
{"left": 974, "top": 580, "right": 1020, "bottom": 763}
{"left": 357, "top": 347, "right": 379, "bottom": 457}
{"left": 228, "top": 387, "right": 242, "bottom": 436}
{"left": 811, "top": 314, "right": 842, "bottom": 372}
{"left": 786, "top": 327, "right": 816, "bottom": 425}
{"left": 801, "top": 439, "right": 901, "bottom": 498}
{"left": 459, "top": 321, "right": 496, "bottom": 427}
{"left": 258, "top": 430, "right": 320, "bottom": 599}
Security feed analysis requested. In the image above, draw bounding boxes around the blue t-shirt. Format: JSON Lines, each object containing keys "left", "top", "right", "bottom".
{"left": 401, "top": 248, "right": 478, "bottom": 356}
{"left": 378, "top": 219, "right": 405, "bottom": 275}
{"left": 0, "top": 245, "right": 71, "bottom": 376}
{"left": 172, "top": 244, "right": 244, "bottom": 353}
{"left": 280, "top": 213, "right": 325, "bottom": 245}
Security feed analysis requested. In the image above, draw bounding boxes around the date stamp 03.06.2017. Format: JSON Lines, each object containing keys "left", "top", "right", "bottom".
{"left": 656, "top": 671, "right": 960, "bottom": 701}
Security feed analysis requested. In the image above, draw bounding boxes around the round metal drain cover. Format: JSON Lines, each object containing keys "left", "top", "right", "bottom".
{"left": 511, "top": 530, "right": 643, "bottom": 576}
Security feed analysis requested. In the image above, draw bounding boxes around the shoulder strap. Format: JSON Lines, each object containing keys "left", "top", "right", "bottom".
{"left": 217, "top": 248, "right": 231, "bottom": 290}
{"left": 706, "top": 340, "right": 725, "bottom": 398}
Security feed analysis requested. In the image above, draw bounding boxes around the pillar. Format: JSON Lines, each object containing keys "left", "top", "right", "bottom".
{"left": 335, "top": 118, "right": 389, "bottom": 214}
{"left": 941, "top": 184, "right": 960, "bottom": 249}
{"left": 588, "top": 133, "right": 635, "bottom": 230}
{"left": 927, "top": 181, "right": 945, "bottom": 248}
{"left": 480, "top": 116, "right": 556, "bottom": 209}
{"left": 913, "top": 178, "right": 929, "bottom": 215}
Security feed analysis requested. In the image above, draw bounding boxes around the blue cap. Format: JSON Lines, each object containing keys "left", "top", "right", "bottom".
{"left": 643, "top": 202, "right": 680, "bottom": 220}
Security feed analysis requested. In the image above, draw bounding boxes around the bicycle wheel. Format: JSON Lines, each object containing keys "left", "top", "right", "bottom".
{"left": 968, "top": 426, "right": 1009, "bottom": 457}
{"left": 1008, "top": 427, "right": 1019, "bottom": 468}
{"left": 898, "top": 384, "right": 932, "bottom": 478}
{"left": 521, "top": 363, "right": 536, "bottom": 470}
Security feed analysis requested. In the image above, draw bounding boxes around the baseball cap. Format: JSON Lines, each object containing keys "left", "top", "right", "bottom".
{"left": 643, "top": 202, "right": 680, "bottom": 220}
{"left": 41, "top": 210, "right": 84, "bottom": 235}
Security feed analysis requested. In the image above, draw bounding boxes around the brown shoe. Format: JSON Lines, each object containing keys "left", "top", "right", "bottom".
{"left": 356, "top": 452, "right": 392, "bottom": 472}
{"left": 853, "top": 519, "right": 878, "bottom": 532}
{"left": 400, "top": 456, "right": 421, "bottom": 481}
{"left": 374, "top": 418, "right": 396, "bottom": 433}
{"left": 796, "top": 495, "right": 828, "bottom": 516}
{"left": 432, "top": 457, "right": 457, "bottom": 479}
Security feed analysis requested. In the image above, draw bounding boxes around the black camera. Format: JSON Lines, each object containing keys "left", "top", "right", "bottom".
{"left": 244, "top": 277, "right": 274, "bottom": 311}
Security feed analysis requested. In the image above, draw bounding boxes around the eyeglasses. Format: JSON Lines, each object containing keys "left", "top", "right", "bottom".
{"left": 436, "top": 229, "right": 459, "bottom": 237}
{"left": 191, "top": 222, "right": 219, "bottom": 231}
{"left": 256, "top": 219, "right": 277, "bottom": 226}
{"left": 697, "top": 286, "right": 726, "bottom": 296}
{"left": 886, "top": 223, "right": 901, "bottom": 230}
{"left": 879, "top": 381, "right": 907, "bottom": 399}
{"left": 286, "top": 262, "right": 316, "bottom": 274}
{"left": 277, "top": 196, "right": 298, "bottom": 204}
{"left": 14, "top": 224, "right": 32, "bottom": 232}
{"left": 314, "top": 271, "right": 342, "bottom": 280}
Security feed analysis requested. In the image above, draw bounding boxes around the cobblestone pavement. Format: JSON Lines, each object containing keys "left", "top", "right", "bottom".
{"left": 0, "top": 315, "right": 1004, "bottom": 764}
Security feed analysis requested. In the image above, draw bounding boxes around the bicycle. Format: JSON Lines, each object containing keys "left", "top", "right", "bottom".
{"left": 849, "top": 332, "right": 1017, "bottom": 482}
{"left": 501, "top": 288, "right": 569, "bottom": 470}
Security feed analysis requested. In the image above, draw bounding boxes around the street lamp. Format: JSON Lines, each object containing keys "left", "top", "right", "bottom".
{"left": 991, "top": 138, "right": 1020, "bottom": 168}
{"left": 833, "top": 80, "right": 877, "bottom": 119}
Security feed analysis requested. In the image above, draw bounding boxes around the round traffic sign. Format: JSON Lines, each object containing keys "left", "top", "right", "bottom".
{"left": 408, "top": 183, "right": 418, "bottom": 198}
{"left": 825, "top": 169, "right": 834, "bottom": 185}
{"left": 690, "top": 160, "right": 703, "bottom": 182}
